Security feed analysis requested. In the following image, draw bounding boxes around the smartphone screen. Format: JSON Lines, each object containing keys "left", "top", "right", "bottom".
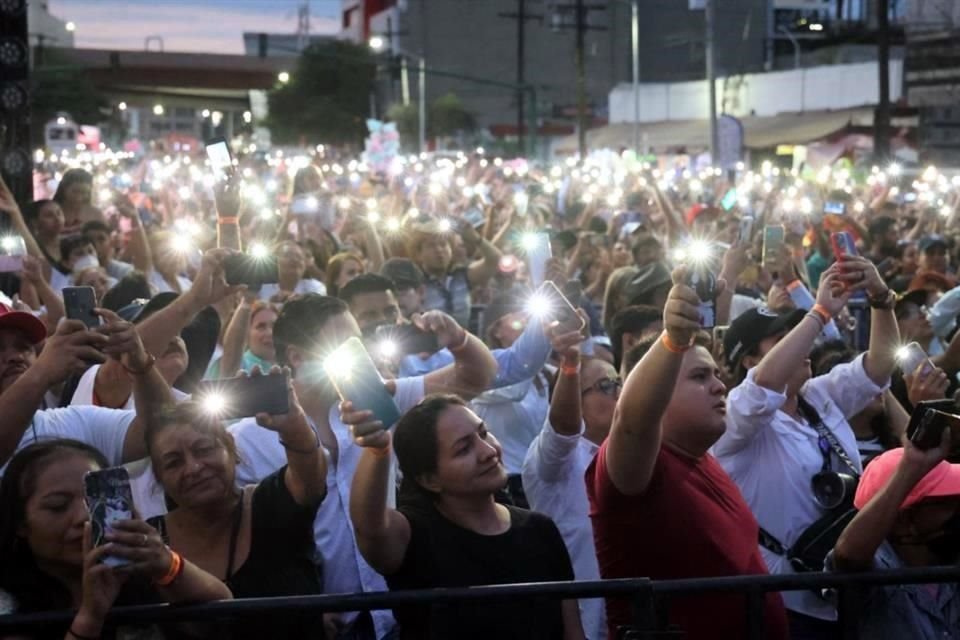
{"left": 898, "top": 342, "right": 935, "bottom": 377}
{"left": 205, "top": 138, "right": 232, "bottom": 178}
{"left": 824, "top": 201, "right": 846, "bottom": 216}
{"left": 64, "top": 286, "right": 101, "bottom": 328}
{"left": 830, "top": 231, "right": 858, "bottom": 260}
{"left": 462, "top": 207, "right": 486, "bottom": 229}
{"left": 525, "top": 233, "right": 552, "bottom": 287}
{"left": 737, "top": 216, "right": 754, "bottom": 245}
{"left": 84, "top": 467, "right": 134, "bottom": 567}
{"left": 762, "top": 225, "right": 784, "bottom": 268}
{"left": 195, "top": 371, "right": 290, "bottom": 420}
{"left": 0, "top": 235, "right": 26, "bottom": 273}
{"left": 720, "top": 188, "right": 738, "bottom": 211}
{"left": 223, "top": 253, "right": 279, "bottom": 287}
{"left": 534, "top": 281, "right": 585, "bottom": 334}
{"left": 325, "top": 337, "right": 401, "bottom": 428}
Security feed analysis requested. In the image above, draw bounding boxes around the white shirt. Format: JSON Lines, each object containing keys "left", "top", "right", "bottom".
{"left": 522, "top": 418, "right": 606, "bottom": 640}
{"left": 67, "top": 364, "right": 190, "bottom": 519}
{"left": 229, "top": 375, "right": 425, "bottom": 640}
{"left": 471, "top": 373, "right": 549, "bottom": 475}
{"left": 712, "top": 354, "right": 886, "bottom": 621}
{"left": 1, "top": 406, "right": 134, "bottom": 476}
{"left": 257, "top": 278, "right": 326, "bottom": 302}
{"left": 148, "top": 269, "right": 192, "bottom": 295}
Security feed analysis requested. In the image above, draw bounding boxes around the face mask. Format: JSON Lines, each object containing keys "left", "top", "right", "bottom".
{"left": 72, "top": 254, "right": 100, "bottom": 273}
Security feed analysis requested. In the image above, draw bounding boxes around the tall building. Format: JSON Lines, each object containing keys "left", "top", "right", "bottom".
{"left": 27, "top": 0, "right": 74, "bottom": 49}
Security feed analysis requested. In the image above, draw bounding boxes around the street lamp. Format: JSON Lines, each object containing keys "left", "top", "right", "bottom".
{"left": 117, "top": 102, "right": 127, "bottom": 111}
{"left": 153, "top": 104, "right": 164, "bottom": 116}
{"left": 278, "top": 71, "right": 290, "bottom": 84}
{"left": 369, "top": 35, "right": 426, "bottom": 154}
{"left": 65, "top": 21, "right": 76, "bottom": 32}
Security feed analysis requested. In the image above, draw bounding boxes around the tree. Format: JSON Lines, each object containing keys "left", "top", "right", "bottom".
{"left": 385, "top": 103, "right": 417, "bottom": 150}
{"left": 429, "top": 93, "right": 475, "bottom": 139}
{"left": 266, "top": 40, "right": 377, "bottom": 146}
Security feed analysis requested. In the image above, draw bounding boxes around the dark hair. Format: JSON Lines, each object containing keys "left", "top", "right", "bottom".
{"left": 0, "top": 440, "right": 109, "bottom": 614}
{"left": 393, "top": 394, "right": 468, "bottom": 504}
{"left": 81, "top": 220, "right": 112, "bottom": 238}
{"left": 21, "top": 200, "right": 56, "bottom": 232}
{"left": 338, "top": 272, "right": 394, "bottom": 305}
{"left": 272, "top": 294, "right": 349, "bottom": 366}
{"left": 53, "top": 169, "right": 93, "bottom": 205}
{"left": 325, "top": 251, "right": 366, "bottom": 296}
{"left": 809, "top": 339, "right": 856, "bottom": 378}
{"left": 291, "top": 165, "right": 321, "bottom": 197}
{"left": 60, "top": 235, "right": 93, "bottom": 261}
{"left": 101, "top": 271, "right": 151, "bottom": 311}
{"left": 145, "top": 402, "right": 240, "bottom": 466}
{"left": 609, "top": 305, "right": 662, "bottom": 370}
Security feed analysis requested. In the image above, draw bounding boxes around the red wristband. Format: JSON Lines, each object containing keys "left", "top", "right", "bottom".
{"left": 661, "top": 332, "right": 692, "bottom": 354}
{"left": 810, "top": 304, "right": 831, "bottom": 325}
{"left": 218, "top": 216, "right": 239, "bottom": 225}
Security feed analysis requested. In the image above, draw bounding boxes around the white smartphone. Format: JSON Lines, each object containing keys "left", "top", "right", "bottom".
{"left": 205, "top": 138, "right": 232, "bottom": 178}
{"left": 0, "top": 235, "right": 26, "bottom": 273}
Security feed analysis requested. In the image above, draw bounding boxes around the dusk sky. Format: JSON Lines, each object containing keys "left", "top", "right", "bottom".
{"left": 48, "top": 0, "right": 342, "bottom": 54}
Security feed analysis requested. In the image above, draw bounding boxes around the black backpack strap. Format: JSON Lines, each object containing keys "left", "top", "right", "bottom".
{"left": 758, "top": 526, "right": 788, "bottom": 556}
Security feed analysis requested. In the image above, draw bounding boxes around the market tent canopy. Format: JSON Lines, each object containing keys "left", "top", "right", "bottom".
{"left": 552, "top": 108, "right": 874, "bottom": 155}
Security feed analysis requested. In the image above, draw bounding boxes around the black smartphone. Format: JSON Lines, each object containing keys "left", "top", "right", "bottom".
{"left": 195, "top": 370, "right": 290, "bottom": 420}
{"left": 84, "top": 467, "right": 135, "bottom": 567}
{"left": 374, "top": 323, "right": 441, "bottom": 356}
{"left": 687, "top": 266, "right": 718, "bottom": 329}
{"left": 223, "top": 253, "right": 279, "bottom": 288}
{"left": 64, "top": 286, "right": 101, "bottom": 328}
{"left": 907, "top": 400, "right": 960, "bottom": 456}
{"left": 325, "top": 337, "right": 401, "bottom": 428}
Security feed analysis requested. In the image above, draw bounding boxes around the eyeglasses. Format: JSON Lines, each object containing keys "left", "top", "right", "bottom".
{"left": 582, "top": 377, "right": 622, "bottom": 397}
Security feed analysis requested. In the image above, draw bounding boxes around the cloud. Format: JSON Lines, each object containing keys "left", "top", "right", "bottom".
{"left": 47, "top": 1, "right": 340, "bottom": 54}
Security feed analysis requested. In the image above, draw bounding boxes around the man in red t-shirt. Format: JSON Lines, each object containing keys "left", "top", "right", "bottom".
{"left": 586, "top": 267, "right": 788, "bottom": 640}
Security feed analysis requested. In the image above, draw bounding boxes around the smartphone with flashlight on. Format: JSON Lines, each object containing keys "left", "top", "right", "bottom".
{"left": 205, "top": 137, "right": 233, "bottom": 179}
{"left": 531, "top": 281, "right": 585, "bottom": 335}
{"left": 223, "top": 253, "right": 279, "bottom": 287}
{"left": 325, "top": 337, "right": 402, "bottom": 428}
{"left": 374, "top": 324, "right": 441, "bottom": 357}
{"left": 84, "top": 467, "right": 134, "bottom": 567}
{"left": 0, "top": 235, "right": 26, "bottom": 273}
{"left": 195, "top": 370, "right": 290, "bottom": 420}
{"left": 898, "top": 342, "right": 936, "bottom": 378}
{"left": 686, "top": 265, "right": 718, "bottom": 329}
{"left": 830, "top": 231, "right": 858, "bottom": 260}
{"left": 762, "top": 225, "right": 784, "bottom": 269}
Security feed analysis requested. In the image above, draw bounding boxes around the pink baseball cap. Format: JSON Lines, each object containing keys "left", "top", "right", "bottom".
{"left": 0, "top": 302, "right": 46, "bottom": 345}
{"left": 854, "top": 447, "right": 960, "bottom": 510}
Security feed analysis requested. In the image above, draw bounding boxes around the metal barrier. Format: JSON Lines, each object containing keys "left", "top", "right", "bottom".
{"left": 2, "top": 566, "right": 960, "bottom": 638}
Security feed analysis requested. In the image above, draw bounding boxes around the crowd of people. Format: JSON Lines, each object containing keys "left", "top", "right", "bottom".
{"left": 0, "top": 142, "right": 958, "bottom": 640}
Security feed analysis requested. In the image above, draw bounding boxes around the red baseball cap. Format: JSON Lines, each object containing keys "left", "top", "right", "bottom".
{"left": 855, "top": 447, "right": 960, "bottom": 510}
{"left": 0, "top": 303, "right": 47, "bottom": 345}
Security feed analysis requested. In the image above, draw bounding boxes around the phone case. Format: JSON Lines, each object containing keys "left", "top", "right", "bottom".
{"left": 195, "top": 371, "right": 290, "bottom": 420}
{"left": 830, "top": 232, "right": 858, "bottom": 259}
{"left": 223, "top": 253, "right": 279, "bottom": 287}
{"left": 84, "top": 467, "right": 134, "bottom": 567}
{"left": 64, "top": 287, "right": 100, "bottom": 328}
{"left": 326, "top": 337, "right": 401, "bottom": 428}
{"left": 539, "top": 281, "right": 585, "bottom": 334}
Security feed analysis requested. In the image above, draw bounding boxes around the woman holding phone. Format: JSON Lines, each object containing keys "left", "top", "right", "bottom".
{"left": 347, "top": 394, "right": 585, "bottom": 640}
{"left": 144, "top": 375, "right": 327, "bottom": 640}
{"left": 0, "top": 439, "right": 231, "bottom": 639}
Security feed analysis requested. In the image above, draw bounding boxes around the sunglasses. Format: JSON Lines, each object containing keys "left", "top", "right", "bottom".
{"left": 582, "top": 377, "right": 622, "bottom": 397}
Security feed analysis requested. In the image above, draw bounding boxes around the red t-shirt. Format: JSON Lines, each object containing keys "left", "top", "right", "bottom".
{"left": 586, "top": 442, "right": 788, "bottom": 640}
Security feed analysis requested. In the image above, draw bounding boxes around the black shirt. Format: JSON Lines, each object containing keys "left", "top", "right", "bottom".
{"left": 386, "top": 502, "right": 574, "bottom": 640}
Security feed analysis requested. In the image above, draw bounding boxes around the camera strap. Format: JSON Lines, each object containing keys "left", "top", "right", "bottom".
{"left": 797, "top": 395, "right": 859, "bottom": 477}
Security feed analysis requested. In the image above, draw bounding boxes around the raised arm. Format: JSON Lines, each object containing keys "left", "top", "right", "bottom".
{"left": 838, "top": 256, "right": 899, "bottom": 386}
{"left": 833, "top": 436, "right": 949, "bottom": 571}
{"left": 254, "top": 371, "right": 327, "bottom": 506}
{"left": 19, "top": 255, "right": 65, "bottom": 331}
{"left": 463, "top": 223, "right": 504, "bottom": 287}
{"left": 116, "top": 199, "right": 152, "bottom": 274}
{"left": 219, "top": 293, "right": 255, "bottom": 378}
{"left": 752, "top": 266, "right": 849, "bottom": 392}
{"left": 420, "top": 311, "right": 497, "bottom": 400}
{"left": 347, "top": 427, "right": 411, "bottom": 576}
{"left": 0, "top": 175, "right": 44, "bottom": 260}
{"left": 0, "top": 322, "right": 107, "bottom": 467}
{"left": 605, "top": 268, "right": 701, "bottom": 496}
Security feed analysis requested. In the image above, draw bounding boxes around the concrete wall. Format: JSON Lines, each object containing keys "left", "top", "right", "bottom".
{"left": 609, "top": 59, "right": 904, "bottom": 123}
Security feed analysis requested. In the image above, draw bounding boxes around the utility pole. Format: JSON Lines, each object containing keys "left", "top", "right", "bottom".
{"left": 705, "top": 0, "right": 719, "bottom": 163}
{"left": 498, "top": 1, "right": 543, "bottom": 153}
{"left": 875, "top": 0, "right": 891, "bottom": 160}
{"left": 551, "top": 1, "right": 606, "bottom": 160}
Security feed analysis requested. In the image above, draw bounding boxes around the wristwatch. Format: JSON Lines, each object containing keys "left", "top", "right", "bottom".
{"left": 868, "top": 288, "right": 896, "bottom": 310}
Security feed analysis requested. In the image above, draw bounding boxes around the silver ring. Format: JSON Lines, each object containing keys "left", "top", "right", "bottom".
{"left": 141, "top": 534, "right": 149, "bottom": 547}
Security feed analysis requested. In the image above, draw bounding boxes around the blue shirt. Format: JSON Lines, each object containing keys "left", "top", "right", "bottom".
{"left": 421, "top": 266, "right": 472, "bottom": 328}
{"left": 826, "top": 543, "right": 960, "bottom": 639}
{"left": 398, "top": 314, "right": 552, "bottom": 390}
